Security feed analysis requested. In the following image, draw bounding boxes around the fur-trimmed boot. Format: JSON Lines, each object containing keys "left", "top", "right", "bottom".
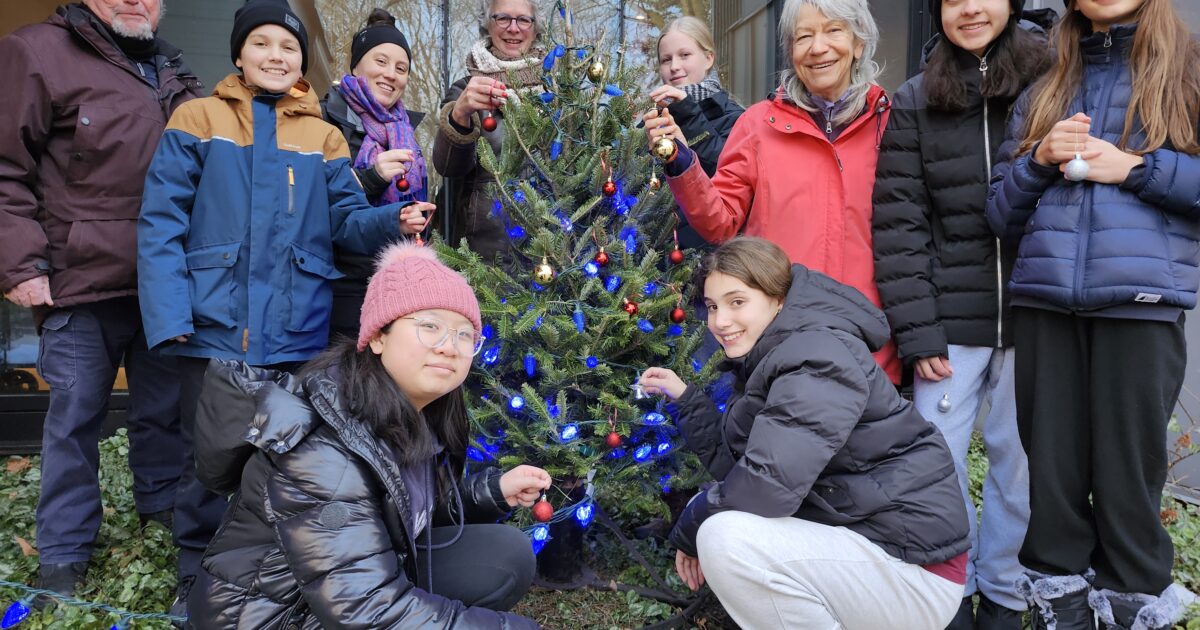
{"left": 1017, "top": 571, "right": 1096, "bottom": 630}
{"left": 1089, "top": 587, "right": 1184, "bottom": 630}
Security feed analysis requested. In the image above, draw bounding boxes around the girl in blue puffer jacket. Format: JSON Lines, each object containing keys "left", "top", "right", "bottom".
{"left": 986, "top": 1, "right": 1200, "bottom": 628}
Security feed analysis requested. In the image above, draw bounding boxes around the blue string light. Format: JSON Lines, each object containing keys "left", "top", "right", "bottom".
{"left": 574, "top": 503, "right": 595, "bottom": 528}
{"left": 559, "top": 424, "right": 579, "bottom": 442}
{"left": 531, "top": 523, "right": 551, "bottom": 554}
{"left": 637, "top": 319, "right": 654, "bottom": 333}
{"left": 583, "top": 261, "right": 600, "bottom": 277}
{"left": 546, "top": 397, "right": 560, "bottom": 418}
{"left": 0, "top": 580, "right": 186, "bottom": 628}
{"left": 573, "top": 306, "right": 586, "bottom": 332}
{"left": 542, "top": 50, "right": 556, "bottom": 71}
{"left": 507, "top": 225, "right": 526, "bottom": 240}
{"left": 667, "top": 324, "right": 683, "bottom": 337}
{"left": 603, "top": 84, "right": 624, "bottom": 97}
{"left": 655, "top": 441, "right": 672, "bottom": 455}
{"left": 524, "top": 352, "right": 537, "bottom": 377}
{"left": 540, "top": 91, "right": 555, "bottom": 104}
{"left": 605, "top": 276, "right": 621, "bottom": 292}
{"left": 466, "top": 446, "right": 488, "bottom": 462}
{"left": 556, "top": 210, "right": 572, "bottom": 231}
{"left": 585, "top": 356, "right": 599, "bottom": 369}
{"left": 509, "top": 395, "right": 526, "bottom": 411}
{"left": 512, "top": 190, "right": 526, "bottom": 203}
{"left": 632, "top": 444, "right": 653, "bottom": 462}
{"left": 642, "top": 411, "right": 667, "bottom": 426}
{"left": 553, "top": 44, "right": 566, "bottom": 58}
{"left": 550, "top": 138, "right": 563, "bottom": 160}
{"left": 482, "top": 346, "right": 501, "bottom": 365}
{"left": 643, "top": 282, "right": 657, "bottom": 296}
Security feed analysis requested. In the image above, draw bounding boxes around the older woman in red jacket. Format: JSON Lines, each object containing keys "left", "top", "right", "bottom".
{"left": 645, "top": 0, "right": 897, "bottom": 382}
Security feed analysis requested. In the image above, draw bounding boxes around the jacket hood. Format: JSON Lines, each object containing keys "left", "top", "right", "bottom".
{"left": 213, "top": 72, "right": 322, "bottom": 119}
{"left": 736, "top": 265, "right": 891, "bottom": 373}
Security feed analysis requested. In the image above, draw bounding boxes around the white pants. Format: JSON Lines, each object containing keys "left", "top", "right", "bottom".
{"left": 696, "top": 511, "right": 964, "bottom": 630}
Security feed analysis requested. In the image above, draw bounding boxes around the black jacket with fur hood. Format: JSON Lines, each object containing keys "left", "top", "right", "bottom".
{"left": 669, "top": 266, "right": 970, "bottom": 565}
{"left": 189, "top": 361, "right": 537, "bottom": 629}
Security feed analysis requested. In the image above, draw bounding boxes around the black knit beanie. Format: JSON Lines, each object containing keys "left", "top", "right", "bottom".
{"left": 349, "top": 13, "right": 412, "bottom": 72}
{"left": 230, "top": 0, "right": 309, "bottom": 74}
{"left": 931, "top": 0, "right": 1026, "bottom": 36}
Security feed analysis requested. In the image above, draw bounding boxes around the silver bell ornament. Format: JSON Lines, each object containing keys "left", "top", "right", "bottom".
{"left": 937, "top": 393, "right": 952, "bottom": 414}
{"left": 1064, "top": 153, "right": 1090, "bottom": 182}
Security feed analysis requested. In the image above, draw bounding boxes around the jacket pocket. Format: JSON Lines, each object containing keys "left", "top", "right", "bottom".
{"left": 186, "top": 242, "right": 241, "bottom": 329}
{"left": 37, "top": 310, "right": 76, "bottom": 389}
{"left": 65, "top": 105, "right": 102, "bottom": 185}
{"left": 286, "top": 243, "right": 343, "bottom": 333}
{"left": 63, "top": 218, "right": 138, "bottom": 293}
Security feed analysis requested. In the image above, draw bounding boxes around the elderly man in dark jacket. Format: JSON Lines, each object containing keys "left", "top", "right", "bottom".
{"left": 0, "top": 0, "right": 202, "bottom": 599}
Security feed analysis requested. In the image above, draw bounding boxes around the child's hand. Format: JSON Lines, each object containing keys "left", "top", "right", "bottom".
{"left": 640, "top": 367, "right": 688, "bottom": 400}
{"left": 1065, "top": 136, "right": 1144, "bottom": 184}
{"left": 1033, "top": 112, "right": 1091, "bottom": 166}
{"left": 641, "top": 107, "right": 688, "bottom": 150}
{"left": 399, "top": 202, "right": 434, "bottom": 235}
{"left": 914, "top": 356, "right": 952, "bottom": 382}
{"left": 374, "top": 149, "right": 414, "bottom": 181}
{"left": 648, "top": 85, "right": 688, "bottom": 108}
{"left": 499, "top": 464, "right": 552, "bottom": 507}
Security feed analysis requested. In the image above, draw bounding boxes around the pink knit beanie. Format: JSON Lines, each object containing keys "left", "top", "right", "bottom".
{"left": 356, "top": 242, "right": 482, "bottom": 351}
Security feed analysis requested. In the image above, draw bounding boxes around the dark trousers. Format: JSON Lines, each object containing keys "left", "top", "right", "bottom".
{"left": 1014, "top": 307, "right": 1183, "bottom": 594}
{"left": 35, "top": 297, "right": 184, "bottom": 564}
{"left": 413, "top": 524, "right": 536, "bottom": 611}
{"left": 175, "top": 356, "right": 303, "bottom": 581}
{"left": 329, "top": 289, "right": 364, "bottom": 345}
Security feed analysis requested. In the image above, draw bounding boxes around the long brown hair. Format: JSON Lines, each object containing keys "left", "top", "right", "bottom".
{"left": 1018, "top": 0, "right": 1200, "bottom": 156}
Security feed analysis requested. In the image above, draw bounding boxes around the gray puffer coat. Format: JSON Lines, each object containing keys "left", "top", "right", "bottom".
{"left": 670, "top": 265, "right": 970, "bottom": 565}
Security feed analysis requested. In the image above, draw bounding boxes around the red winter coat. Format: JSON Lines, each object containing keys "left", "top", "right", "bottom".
{"left": 666, "top": 85, "right": 899, "bottom": 383}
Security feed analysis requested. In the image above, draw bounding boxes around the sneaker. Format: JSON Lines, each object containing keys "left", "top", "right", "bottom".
{"left": 34, "top": 561, "right": 89, "bottom": 608}
{"left": 138, "top": 509, "right": 174, "bottom": 531}
{"left": 169, "top": 575, "right": 194, "bottom": 629}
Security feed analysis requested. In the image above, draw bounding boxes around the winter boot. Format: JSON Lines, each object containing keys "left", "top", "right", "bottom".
{"left": 1089, "top": 587, "right": 1183, "bottom": 630}
{"left": 34, "top": 561, "right": 89, "bottom": 608}
{"left": 976, "top": 593, "right": 1025, "bottom": 630}
{"left": 945, "top": 595, "right": 975, "bottom": 630}
{"left": 1017, "top": 571, "right": 1096, "bottom": 630}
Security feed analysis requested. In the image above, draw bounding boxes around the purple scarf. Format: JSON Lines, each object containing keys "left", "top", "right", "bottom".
{"left": 337, "top": 74, "right": 427, "bottom": 204}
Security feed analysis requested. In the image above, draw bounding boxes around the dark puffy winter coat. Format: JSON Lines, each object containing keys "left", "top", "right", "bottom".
{"left": 431, "top": 76, "right": 510, "bottom": 261}
{"left": 671, "top": 265, "right": 970, "bottom": 565}
{"left": 986, "top": 24, "right": 1200, "bottom": 313}
{"left": 190, "top": 361, "right": 537, "bottom": 629}
{"left": 0, "top": 4, "right": 202, "bottom": 310}
{"left": 872, "top": 24, "right": 1049, "bottom": 361}
{"left": 666, "top": 90, "right": 744, "bottom": 250}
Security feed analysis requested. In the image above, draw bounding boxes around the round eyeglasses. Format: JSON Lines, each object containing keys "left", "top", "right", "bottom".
{"left": 490, "top": 13, "right": 536, "bottom": 30}
{"left": 401, "top": 317, "right": 485, "bottom": 357}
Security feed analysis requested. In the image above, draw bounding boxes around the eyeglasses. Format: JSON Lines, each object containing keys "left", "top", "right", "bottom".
{"left": 401, "top": 317, "right": 485, "bottom": 357}
{"left": 490, "top": 13, "right": 536, "bottom": 30}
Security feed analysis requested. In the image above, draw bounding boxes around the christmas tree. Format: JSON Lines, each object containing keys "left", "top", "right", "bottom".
{"left": 435, "top": 0, "right": 720, "bottom": 579}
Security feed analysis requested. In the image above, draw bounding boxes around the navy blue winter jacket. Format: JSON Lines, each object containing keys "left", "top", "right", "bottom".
{"left": 986, "top": 24, "right": 1200, "bottom": 314}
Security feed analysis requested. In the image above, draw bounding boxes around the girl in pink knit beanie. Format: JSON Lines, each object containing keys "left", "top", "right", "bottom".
{"left": 191, "top": 242, "right": 551, "bottom": 627}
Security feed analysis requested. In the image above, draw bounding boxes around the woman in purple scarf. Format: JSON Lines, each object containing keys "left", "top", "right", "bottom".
{"left": 322, "top": 8, "right": 432, "bottom": 342}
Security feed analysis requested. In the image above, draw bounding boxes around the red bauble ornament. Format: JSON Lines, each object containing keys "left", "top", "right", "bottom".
{"left": 670, "top": 307, "right": 686, "bottom": 324}
{"left": 396, "top": 178, "right": 410, "bottom": 192}
{"left": 668, "top": 248, "right": 684, "bottom": 265}
{"left": 532, "top": 499, "right": 553, "bottom": 522}
{"left": 605, "top": 431, "right": 622, "bottom": 448}
{"left": 602, "top": 179, "right": 617, "bottom": 197}
{"left": 622, "top": 298, "right": 639, "bottom": 316}
{"left": 481, "top": 113, "right": 498, "bottom": 132}
{"left": 594, "top": 249, "right": 610, "bottom": 266}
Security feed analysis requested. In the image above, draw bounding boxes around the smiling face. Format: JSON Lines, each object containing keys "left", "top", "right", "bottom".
{"left": 369, "top": 309, "right": 475, "bottom": 411}
{"left": 352, "top": 43, "right": 410, "bottom": 108}
{"left": 83, "top": 0, "right": 161, "bottom": 39}
{"left": 487, "top": 0, "right": 537, "bottom": 58}
{"left": 942, "top": 0, "right": 1012, "bottom": 56}
{"left": 703, "top": 272, "right": 784, "bottom": 359}
{"left": 790, "top": 4, "right": 865, "bottom": 102}
{"left": 236, "top": 24, "right": 303, "bottom": 94}
{"left": 1074, "top": 0, "right": 1145, "bottom": 30}
{"left": 658, "top": 29, "right": 714, "bottom": 87}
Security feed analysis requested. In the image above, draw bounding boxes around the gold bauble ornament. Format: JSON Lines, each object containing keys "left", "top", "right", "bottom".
{"left": 648, "top": 173, "right": 661, "bottom": 190}
{"left": 533, "top": 257, "right": 556, "bottom": 283}
{"left": 652, "top": 136, "right": 678, "bottom": 162}
{"left": 587, "top": 60, "right": 605, "bottom": 81}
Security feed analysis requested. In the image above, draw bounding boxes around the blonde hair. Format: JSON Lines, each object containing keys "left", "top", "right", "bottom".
{"left": 657, "top": 16, "right": 716, "bottom": 64}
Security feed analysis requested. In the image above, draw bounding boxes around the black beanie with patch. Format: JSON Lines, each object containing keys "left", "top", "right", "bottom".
{"left": 230, "top": 0, "right": 309, "bottom": 74}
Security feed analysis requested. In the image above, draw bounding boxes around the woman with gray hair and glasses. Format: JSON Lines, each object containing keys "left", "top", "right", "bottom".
{"left": 644, "top": 0, "right": 901, "bottom": 386}
{"left": 432, "top": 0, "right": 545, "bottom": 263}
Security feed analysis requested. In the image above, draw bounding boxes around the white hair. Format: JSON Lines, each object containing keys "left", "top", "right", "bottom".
{"left": 777, "top": 0, "right": 880, "bottom": 127}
